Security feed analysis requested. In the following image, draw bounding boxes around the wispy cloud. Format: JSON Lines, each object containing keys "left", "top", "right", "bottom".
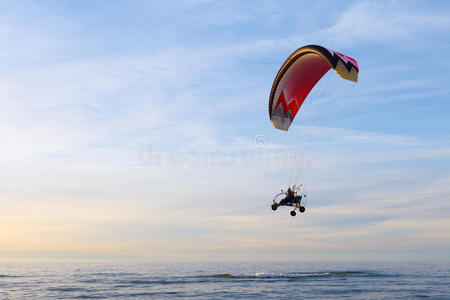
{"left": 316, "top": 1, "right": 450, "bottom": 46}
{"left": 293, "top": 125, "right": 418, "bottom": 145}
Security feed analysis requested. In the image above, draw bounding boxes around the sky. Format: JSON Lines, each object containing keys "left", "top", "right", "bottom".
{"left": 1, "top": 0, "right": 449, "bottom": 262}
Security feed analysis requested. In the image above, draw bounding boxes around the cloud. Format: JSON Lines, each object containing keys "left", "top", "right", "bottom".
{"left": 293, "top": 125, "right": 418, "bottom": 145}
{"left": 317, "top": 1, "right": 450, "bottom": 46}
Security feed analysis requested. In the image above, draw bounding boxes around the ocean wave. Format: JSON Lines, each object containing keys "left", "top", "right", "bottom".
{"left": 99, "top": 270, "right": 396, "bottom": 284}
{"left": 47, "top": 286, "right": 95, "bottom": 292}
{"left": 87, "top": 272, "right": 138, "bottom": 277}
{"left": 211, "top": 273, "right": 237, "bottom": 278}
{"left": 0, "top": 274, "right": 23, "bottom": 278}
{"left": 207, "top": 270, "right": 396, "bottom": 280}
{"left": 112, "top": 277, "right": 211, "bottom": 286}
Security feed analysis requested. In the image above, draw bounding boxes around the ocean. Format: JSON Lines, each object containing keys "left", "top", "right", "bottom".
{"left": 0, "top": 261, "right": 449, "bottom": 299}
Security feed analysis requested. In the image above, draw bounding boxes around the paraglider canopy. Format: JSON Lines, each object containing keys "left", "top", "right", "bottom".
{"left": 269, "top": 45, "right": 359, "bottom": 131}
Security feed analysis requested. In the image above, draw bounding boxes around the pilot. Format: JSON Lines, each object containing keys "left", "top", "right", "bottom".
{"left": 279, "top": 188, "right": 295, "bottom": 206}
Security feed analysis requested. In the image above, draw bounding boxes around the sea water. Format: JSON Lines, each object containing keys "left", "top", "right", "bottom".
{"left": 0, "top": 261, "right": 449, "bottom": 299}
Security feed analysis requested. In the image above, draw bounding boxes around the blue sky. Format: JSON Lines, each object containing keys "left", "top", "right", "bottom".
{"left": 0, "top": 0, "right": 449, "bottom": 262}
